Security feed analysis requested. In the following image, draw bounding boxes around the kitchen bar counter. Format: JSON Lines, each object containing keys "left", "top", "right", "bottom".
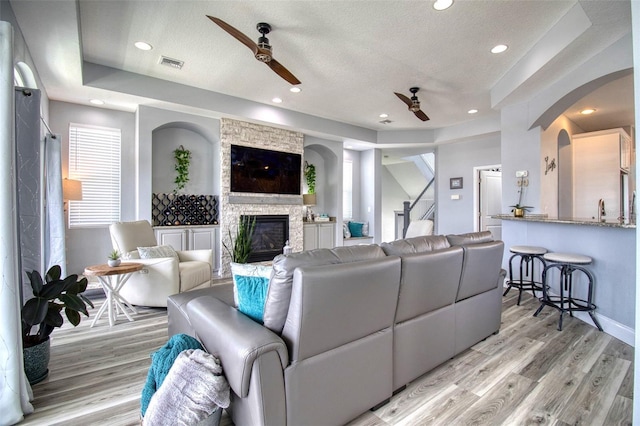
{"left": 497, "top": 214, "right": 636, "bottom": 345}
{"left": 493, "top": 214, "right": 636, "bottom": 229}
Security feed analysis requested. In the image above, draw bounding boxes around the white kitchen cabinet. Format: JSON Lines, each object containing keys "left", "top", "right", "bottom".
{"left": 303, "top": 222, "right": 335, "bottom": 251}
{"left": 572, "top": 128, "right": 632, "bottom": 221}
{"left": 154, "top": 226, "right": 219, "bottom": 272}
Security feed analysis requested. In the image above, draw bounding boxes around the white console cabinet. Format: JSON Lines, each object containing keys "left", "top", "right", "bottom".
{"left": 154, "top": 226, "right": 219, "bottom": 272}
{"left": 303, "top": 222, "right": 335, "bottom": 251}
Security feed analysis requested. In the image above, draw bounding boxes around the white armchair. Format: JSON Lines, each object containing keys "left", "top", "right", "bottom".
{"left": 405, "top": 219, "right": 434, "bottom": 238}
{"left": 109, "top": 220, "right": 212, "bottom": 307}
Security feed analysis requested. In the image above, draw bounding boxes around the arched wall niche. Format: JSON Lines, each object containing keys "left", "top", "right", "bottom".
{"left": 152, "top": 121, "right": 214, "bottom": 195}
{"left": 14, "top": 61, "right": 37, "bottom": 88}
{"left": 557, "top": 129, "right": 572, "bottom": 217}
{"left": 304, "top": 143, "right": 339, "bottom": 218}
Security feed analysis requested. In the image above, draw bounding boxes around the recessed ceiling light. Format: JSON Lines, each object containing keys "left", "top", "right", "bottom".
{"left": 289, "top": 87, "right": 301, "bottom": 93}
{"left": 433, "top": 0, "right": 453, "bottom": 11}
{"left": 580, "top": 108, "right": 596, "bottom": 115}
{"left": 491, "top": 44, "right": 508, "bottom": 54}
{"left": 134, "top": 41, "right": 153, "bottom": 51}
{"left": 89, "top": 99, "right": 104, "bottom": 105}
{"left": 468, "top": 109, "right": 478, "bottom": 114}
{"left": 379, "top": 113, "right": 388, "bottom": 118}
{"left": 272, "top": 97, "right": 283, "bottom": 103}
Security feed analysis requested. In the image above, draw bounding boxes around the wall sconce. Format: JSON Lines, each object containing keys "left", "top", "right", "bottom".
{"left": 62, "top": 178, "right": 83, "bottom": 211}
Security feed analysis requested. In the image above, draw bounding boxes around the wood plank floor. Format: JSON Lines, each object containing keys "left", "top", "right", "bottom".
{"left": 20, "top": 289, "right": 633, "bottom": 425}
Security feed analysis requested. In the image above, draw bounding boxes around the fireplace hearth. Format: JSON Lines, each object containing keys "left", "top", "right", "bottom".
{"left": 242, "top": 215, "right": 289, "bottom": 263}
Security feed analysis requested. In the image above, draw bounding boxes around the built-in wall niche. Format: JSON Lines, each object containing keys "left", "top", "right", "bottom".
{"left": 151, "top": 124, "right": 214, "bottom": 195}
{"left": 303, "top": 144, "right": 339, "bottom": 219}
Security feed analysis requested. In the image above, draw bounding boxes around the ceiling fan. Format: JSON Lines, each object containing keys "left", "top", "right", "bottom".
{"left": 394, "top": 87, "right": 430, "bottom": 121}
{"left": 206, "top": 15, "right": 301, "bottom": 85}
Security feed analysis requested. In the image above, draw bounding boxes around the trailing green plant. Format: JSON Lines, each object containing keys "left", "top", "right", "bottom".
{"left": 21, "top": 265, "right": 94, "bottom": 347}
{"left": 304, "top": 161, "right": 316, "bottom": 194}
{"left": 108, "top": 249, "right": 120, "bottom": 260}
{"left": 223, "top": 216, "right": 256, "bottom": 264}
{"left": 173, "top": 145, "right": 192, "bottom": 193}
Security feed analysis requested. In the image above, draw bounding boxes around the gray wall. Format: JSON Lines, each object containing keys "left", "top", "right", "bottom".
{"left": 381, "top": 166, "right": 409, "bottom": 242}
{"left": 49, "top": 101, "right": 135, "bottom": 275}
{"left": 152, "top": 126, "right": 214, "bottom": 195}
{"left": 436, "top": 135, "right": 501, "bottom": 235}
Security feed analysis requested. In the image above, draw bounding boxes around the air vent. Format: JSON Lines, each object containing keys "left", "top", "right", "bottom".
{"left": 379, "top": 119, "right": 393, "bottom": 124}
{"left": 159, "top": 56, "right": 184, "bottom": 69}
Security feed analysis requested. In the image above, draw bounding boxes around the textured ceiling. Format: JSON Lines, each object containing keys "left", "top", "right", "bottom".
{"left": 9, "top": 0, "right": 634, "bottom": 139}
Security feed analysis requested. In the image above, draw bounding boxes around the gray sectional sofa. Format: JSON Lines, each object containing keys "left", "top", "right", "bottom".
{"left": 167, "top": 231, "right": 506, "bottom": 426}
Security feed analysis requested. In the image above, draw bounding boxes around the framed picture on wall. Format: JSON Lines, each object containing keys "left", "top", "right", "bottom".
{"left": 450, "top": 177, "right": 463, "bottom": 189}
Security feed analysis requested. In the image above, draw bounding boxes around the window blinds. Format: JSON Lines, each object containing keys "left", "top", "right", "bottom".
{"left": 68, "top": 123, "right": 121, "bottom": 227}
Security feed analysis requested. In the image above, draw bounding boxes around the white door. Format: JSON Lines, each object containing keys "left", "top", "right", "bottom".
{"left": 479, "top": 170, "right": 502, "bottom": 240}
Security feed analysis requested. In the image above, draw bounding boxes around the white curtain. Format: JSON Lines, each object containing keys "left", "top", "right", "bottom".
{"left": 0, "top": 21, "right": 34, "bottom": 425}
{"left": 44, "top": 134, "right": 65, "bottom": 275}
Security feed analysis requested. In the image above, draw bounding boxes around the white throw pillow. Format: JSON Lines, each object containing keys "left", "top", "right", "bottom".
{"left": 137, "top": 245, "right": 179, "bottom": 259}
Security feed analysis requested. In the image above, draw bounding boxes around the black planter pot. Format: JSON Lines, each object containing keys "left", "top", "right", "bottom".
{"left": 23, "top": 337, "right": 50, "bottom": 385}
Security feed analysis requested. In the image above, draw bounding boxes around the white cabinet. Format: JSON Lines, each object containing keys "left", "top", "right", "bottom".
{"left": 154, "top": 226, "right": 219, "bottom": 272}
{"left": 303, "top": 222, "right": 335, "bottom": 251}
{"left": 572, "top": 128, "right": 632, "bottom": 221}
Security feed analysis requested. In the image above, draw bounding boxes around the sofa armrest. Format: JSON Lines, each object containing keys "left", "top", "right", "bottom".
{"left": 177, "top": 249, "right": 213, "bottom": 265}
{"left": 186, "top": 295, "right": 289, "bottom": 398}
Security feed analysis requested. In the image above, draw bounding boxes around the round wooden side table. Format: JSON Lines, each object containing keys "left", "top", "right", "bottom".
{"left": 84, "top": 262, "right": 143, "bottom": 327}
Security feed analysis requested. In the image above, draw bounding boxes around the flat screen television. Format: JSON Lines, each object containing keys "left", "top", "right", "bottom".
{"left": 230, "top": 145, "right": 302, "bottom": 195}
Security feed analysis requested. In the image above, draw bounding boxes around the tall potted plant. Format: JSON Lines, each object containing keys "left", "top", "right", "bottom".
{"left": 22, "top": 265, "right": 93, "bottom": 384}
{"left": 223, "top": 215, "right": 256, "bottom": 264}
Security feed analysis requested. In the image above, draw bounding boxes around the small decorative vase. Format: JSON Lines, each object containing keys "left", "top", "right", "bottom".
{"left": 108, "top": 258, "right": 121, "bottom": 267}
{"left": 23, "top": 337, "right": 50, "bottom": 385}
{"left": 513, "top": 208, "right": 525, "bottom": 218}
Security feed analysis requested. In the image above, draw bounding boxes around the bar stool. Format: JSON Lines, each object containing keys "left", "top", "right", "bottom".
{"left": 533, "top": 252, "right": 603, "bottom": 331}
{"left": 503, "top": 245, "right": 547, "bottom": 305}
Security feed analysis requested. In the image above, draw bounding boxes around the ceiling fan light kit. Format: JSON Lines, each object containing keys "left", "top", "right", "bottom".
{"left": 206, "top": 15, "right": 301, "bottom": 85}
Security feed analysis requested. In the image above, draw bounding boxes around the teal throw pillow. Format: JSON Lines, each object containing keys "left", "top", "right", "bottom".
{"left": 348, "top": 221, "right": 364, "bottom": 237}
{"left": 234, "top": 275, "right": 270, "bottom": 323}
{"left": 231, "top": 263, "right": 273, "bottom": 323}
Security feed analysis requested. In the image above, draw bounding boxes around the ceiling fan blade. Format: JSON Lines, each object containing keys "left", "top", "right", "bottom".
{"left": 395, "top": 92, "right": 413, "bottom": 108}
{"left": 267, "top": 58, "right": 301, "bottom": 85}
{"left": 206, "top": 15, "right": 259, "bottom": 55}
{"left": 414, "top": 109, "right": 430, "bottom": 121}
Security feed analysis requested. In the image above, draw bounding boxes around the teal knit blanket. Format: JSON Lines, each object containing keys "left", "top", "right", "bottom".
{"left": 140, "top": 333, "right": 203, "bottom": 416}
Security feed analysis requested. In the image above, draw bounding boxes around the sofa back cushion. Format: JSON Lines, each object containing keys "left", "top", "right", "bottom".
{"left": 380, "top": 235, "right": 450, "bottom": 256}
{"left": 282, "top": 256, "right": 401, "bottom": 362}
{"left": 456, "top": 240, "right": 505, "bottom": 301}
{"left": 264, "top": 245, "right": 387, "bottom": 333}
{"left": 394, "top": 247, "right": 464, "bottom": 323}
{"left": 446, "top": 230, "right": 493, "bottom": 246}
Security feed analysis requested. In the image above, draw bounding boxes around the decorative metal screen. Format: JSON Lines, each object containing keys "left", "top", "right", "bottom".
{"left": 152, "top": 193, "right": 219, "bottom": 226}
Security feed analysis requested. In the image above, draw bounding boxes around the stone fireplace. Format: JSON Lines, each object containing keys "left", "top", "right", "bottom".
{"left": 220, "top": 118, "right": 304, "bottom": 276}
{"left": 244, "top": 215, "right": 289, "bottom": 263}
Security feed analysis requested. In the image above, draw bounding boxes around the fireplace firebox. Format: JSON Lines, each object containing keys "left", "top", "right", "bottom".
{"left": 242, "top": 215, "right": 289, "bottom": 263}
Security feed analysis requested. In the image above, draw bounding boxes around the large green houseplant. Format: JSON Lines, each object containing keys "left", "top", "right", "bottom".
{"left": 223, "top": 215, "right": 256, "bottom": 264}
{"left": 21, "top": 265, "right": 94, "bottom": 384}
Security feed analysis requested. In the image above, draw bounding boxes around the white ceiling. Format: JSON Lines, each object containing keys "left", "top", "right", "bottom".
{"left": 9, "top": 0, "right": 634, "bottom": 145}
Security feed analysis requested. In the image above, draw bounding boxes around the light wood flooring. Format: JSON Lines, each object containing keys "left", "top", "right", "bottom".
{"left": 20, "top": 289, "right": 633, "bottom": 425}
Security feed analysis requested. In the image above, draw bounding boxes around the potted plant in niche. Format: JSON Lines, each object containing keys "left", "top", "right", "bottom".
{"left": 22, "top": 265, "right": 94, "bottom": 384}
{"left": 108, "top": 249, "right": 121, "bottom": 267}
{"left": 303, "top": 161, "right": 316, "bottom": 221}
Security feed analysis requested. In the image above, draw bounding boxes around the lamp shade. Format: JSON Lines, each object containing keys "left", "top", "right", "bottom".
{"left": 63, "top": 178, "right": 83, "bottom": 201}
{"left": 302, "top": 193, "right": 316, "bottom": 206}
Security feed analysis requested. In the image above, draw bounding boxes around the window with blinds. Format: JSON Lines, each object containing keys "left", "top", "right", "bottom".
{"left": 68, "top": 123, "right": 121, "bottom": 227}
{"left": 343, "top": 159, "right": 353, "bottom": 220}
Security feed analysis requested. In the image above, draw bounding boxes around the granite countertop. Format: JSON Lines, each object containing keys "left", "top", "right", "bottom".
{"left": 492, "top": 214, "right": 636, "bottom": 229}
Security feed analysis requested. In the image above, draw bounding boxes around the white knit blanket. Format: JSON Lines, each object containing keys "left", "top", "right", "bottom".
{"left": 143, "top": 349, "right": 230, "bottom": 426}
